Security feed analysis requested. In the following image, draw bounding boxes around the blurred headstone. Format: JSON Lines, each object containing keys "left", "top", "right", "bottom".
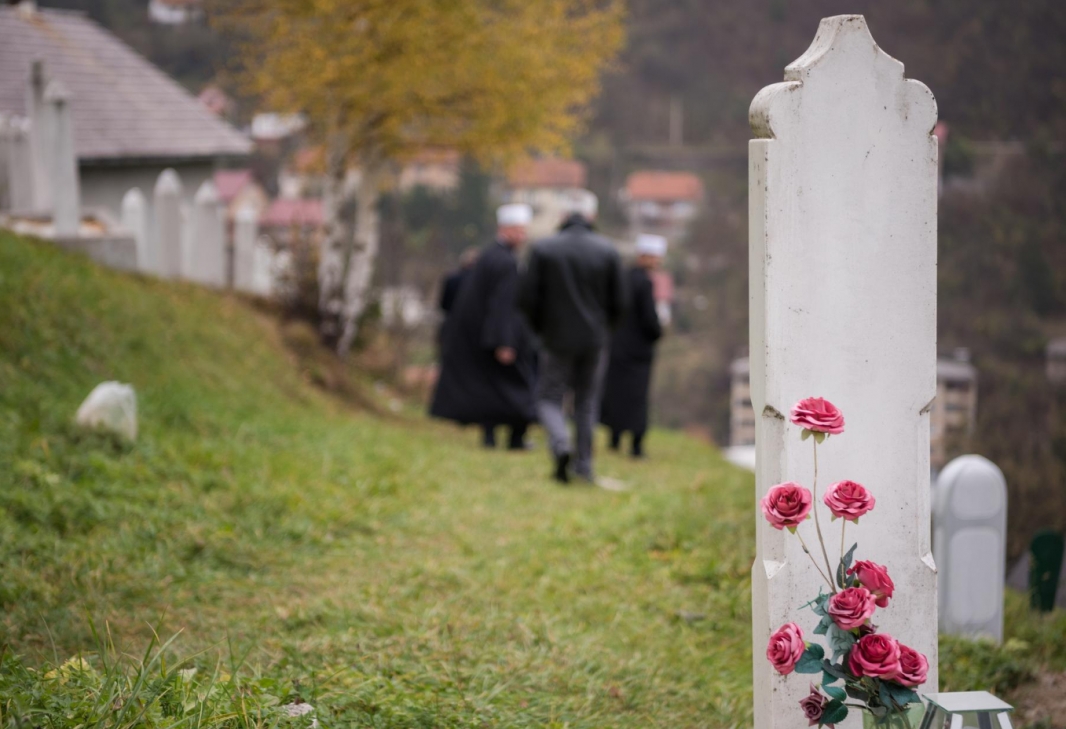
{"left": 232, "top": 203, "right": 259, "bottom": 293}
{"left": 27, "top": 59, "right": 51, "bottom": 211}
{"left": 189, "top": 180, "right": 226, "bottom": 287}
{"left": 121, "top": 188, "right": 148, "bottom": 271}
{"left": 43, "top": 80, "right": 80, "bottom": 237}
{"left": 934, "top": 455, "right": 1007, "bottom": 642}
{"left": 250, "top": 235, "right": 277, "bottom": 296}
{"left": 1029, "top": 529, "right": 1064, "bottom": 613}
{"left": 75, "top": 381, "right": 137, "bottom": 441}
{"left": 0, "top": 115, "right": 36, "bottom": 211}
{"left": 153, "top": 168, "right": 183, "bottom": 278}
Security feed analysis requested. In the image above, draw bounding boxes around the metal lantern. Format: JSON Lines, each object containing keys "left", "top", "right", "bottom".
{"left": 920, "top": 692, "right": 1014, "bottom": 729}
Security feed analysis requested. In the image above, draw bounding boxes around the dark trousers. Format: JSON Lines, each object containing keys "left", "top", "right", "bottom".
{"left": 482, "top": 422, "right": 528, "bottom": 449}
{"left": 535, "top": 347, "right": 608, "bottom": 479}
{"left": 610, "top": 429, "right": 645, "bottom": 457}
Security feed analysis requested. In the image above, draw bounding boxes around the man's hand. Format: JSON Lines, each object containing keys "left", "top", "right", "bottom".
{"left": 495, "top": 347, "right": 516, "bottom": 365}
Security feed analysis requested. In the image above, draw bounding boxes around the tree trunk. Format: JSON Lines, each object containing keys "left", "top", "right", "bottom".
{"left": 335, "top": 160, "right": 383, "bottom": 357}
{"left": 317, "top": 138, "right": 356, "bottom": 344}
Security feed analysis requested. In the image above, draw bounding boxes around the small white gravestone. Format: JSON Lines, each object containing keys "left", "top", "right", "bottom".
{"left": 27, "top": 60, "right": 51, "bottom": 212}
{"left": 250, "top": 235, "right": 278, "bottom": 297}
{"left": 75, "top": 382, "right": 137, "bottom": 441}
{"left": 121, "top": 188, "right": 149, "bottom": 271}
{"left": 43, "top": 80, "right": 81, "bottom": 237}
{"left": 232, "top": 203, "right": 259, "bottom": 293}
{"left": 934, "top": 455, "right": 1007, "bottom": 642}
{"left": 153, "top": 169, "right": 184, "bottom": 279}
{"left": 749, "top": 16, "right": 939, "bottom": 727}
{"left": 0, "top": 116, "right": 37, "bottom": 212}
{"left": 189, "top": 180, "right": 226, "bottom": 287}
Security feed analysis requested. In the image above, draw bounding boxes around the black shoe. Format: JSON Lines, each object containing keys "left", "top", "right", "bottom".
{"left": 553, "top": 453, "right": 571, "bottom": 484}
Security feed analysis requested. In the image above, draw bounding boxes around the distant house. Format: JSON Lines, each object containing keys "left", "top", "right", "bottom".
{"left": 0, "top": 3, "right": 251, "bottom": 221}
{"left": 260, "top": 198, "right": 323, "bottom": 242}
{"left": 148, "top": 0, "right": 203, "bottom": 26}
{"left": 398, "top": 149, "right": 461, "bottom": 193}
{"left": 198, "top": 85, "right": 235, "bottom": 120}
{"left": 214, "top": 169, "right": 268, "bottom": 221}
{"left": 502, "top": 157, "right": 595, "bottom": 239}
{"left": 621, "top": 170, "right": 703, "bottom": 239}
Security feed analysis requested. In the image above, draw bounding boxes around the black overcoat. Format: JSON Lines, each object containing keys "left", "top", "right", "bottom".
{"left": 600, "top": 266, "right": 663, "bottom": 434}
{"left": 430, "top": 241, "right": 536, "bottom": 426}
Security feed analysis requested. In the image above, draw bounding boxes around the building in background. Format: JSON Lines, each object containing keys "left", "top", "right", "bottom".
{"left": 148, "top": 0, "right": 203, "bottom": 26}
{"left": 398, "top": 149, "right": 461, "bottom": 193}
{"left": 0, "top": 3, "right": 250, "bottom": 221}
{"left": 214, "top": 169, "right": 268, "bottom": 222}
{"left": 502, "top": 157, "right": 593, "bottom": 239}
{"left": 620, "top": 170, "right": 703, "bottom": 241}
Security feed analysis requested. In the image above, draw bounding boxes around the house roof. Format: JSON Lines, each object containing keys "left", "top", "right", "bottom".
{"left": 0, "top": 6, "right": 251, "bottom": 162}
{"left": 625, "top": 171, "right": 704, "bottom": 202}
{"left": 508, "top": 158, "right": 587, "bottom": 189}
{"left": 261, "top": 198, "right": 323, "bottom": 228}
{"left": 213, "top": 169, "right": 256, "bottom": 202}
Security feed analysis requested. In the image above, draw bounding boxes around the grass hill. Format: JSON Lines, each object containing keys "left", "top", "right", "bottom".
{"left": 1, "top": 232, "right": 1063, "bottom": 727}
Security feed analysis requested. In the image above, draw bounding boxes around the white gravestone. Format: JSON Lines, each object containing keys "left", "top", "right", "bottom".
{"left": 749, "top": 16, "right": 939, "bottom": 727}
{"left": 0, "top": 116, "right": 37, "bottom": 212}
{"left": 121, "top": 188, "right": 149, "bottom": 271}
{"left": 934, "top": 455, "right": 1006, "bottom": 642}
{"left": 153, "top": 168, "right": 183, "bottom": 279}
{"left": 251, "top": 235, "right": 279, "bottom": 297}
{"left": 189, "top": 180, "right": 226, "bottom": 287}
{"left": 43, "top": 81, "right": 81, "bottom": 237}
{"left": 232, "top": 203, "right": 259, "bottom": 293}
{"left": 26, "top": 60, "right": 51, "bottom": 212}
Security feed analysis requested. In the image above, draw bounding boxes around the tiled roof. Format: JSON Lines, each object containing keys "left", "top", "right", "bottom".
{"left": 213, "top": 169, "right": 256, "bottom": 202}
{"left": 0, "top": 6, "right": 251, "bottom": 162}
{"left": 261, "top": 198, "right": 323, "bottom": 228}
{"left": 508, "top": 158, "right": 587, "bottom": 189}
{"left": 625, "top": 171, "right": 704, "bottom": 202}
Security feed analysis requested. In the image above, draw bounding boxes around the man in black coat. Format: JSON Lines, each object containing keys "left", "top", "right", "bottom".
{"left": 601, "top": 234, "right": 667, "bottom": 458}
{"left": 519, "top": 197, "right": 626, "bottom": 483}
{"left": 430, "top": 204, "right": 536, "bottom": 449}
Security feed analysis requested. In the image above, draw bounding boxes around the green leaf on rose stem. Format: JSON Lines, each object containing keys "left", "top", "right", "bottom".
{"left": 884, "top": 682, "right": 920, "bottom": 708}
{"left": 845, "top": 682, "right": 870, "bottom": 702}
{"left": 821, "top": 659, "right": 849, "bottom": 680}
{"left": 836, "top": 543, "right": 859, "bottom": 588}
{"left": 796, "top": 645, "right": 825, "bottom": 674}
{"left": 814, "top": 431, "right": 827, "bottom": 444}
{"left": 814, "top": 614, "right": 832, "bottom": 635}
{"left": 821, "top": 700, "right": 848, "bottom": 725}
{"left": 827, "top": 623, "right": 857, "bottom": 660}
{"left": 823, "top": 685, "right": 847, "bottom": 702}
{"left": 822, "top": 670, "right": 838, "bottom": 687}
{"left": 801, "top": 429, "right": 812, "bottom": 441}
{"left": 811, "top": 592, "right": 830, "bottom": 617}
{"left": 878, "top": 680, "right": 899, "bottom": 711}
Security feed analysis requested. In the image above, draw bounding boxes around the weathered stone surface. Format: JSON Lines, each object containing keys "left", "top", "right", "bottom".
{"left": 120, "top": 187, "right": 149, "bottom": 270}
{"left": 188, "top": 180, "right": 225, "bottom": 287}
{"left": 43, "top": 80, "right": 80, "bottom": 237}
{"left": 152, "top": 168, "right": 183, "bottom": 278}
{"left": 74, "top": 381, "right": 137, "bottom": 441}
{"left": 232, "top": 203, "right": 258, "bottom": 293}
{"left": 749, "top": 15, "right": 938, "bottom": 727}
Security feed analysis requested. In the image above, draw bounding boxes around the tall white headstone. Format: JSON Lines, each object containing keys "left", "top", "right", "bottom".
{"left": 0, "top": 115, "right": 36, "bottom": 212}
{"left": 233, "top": 203, "right": 259, "bottom": 293}
{"left": 121, "top": 188, "right": 149, "bottom": 271}
{"left": 749, "top": 16, "right": 938, "bottom": 727}
{"left": 250, "top": 235, "right": 277, "bottom": 297}
{"left": 26, "top": 59, "right": 51, "bottom": 211}
{"left": 43, "top": 80, "right": 80, "bottom": 237}
{"left": 153, "top": 168, "right": 184, "bottom": 279}
{"left": 189, "top": 180, "right": 226, "bottom": 287}
{"left": 934, "top": 455, "right": 1006, "bottom": 642}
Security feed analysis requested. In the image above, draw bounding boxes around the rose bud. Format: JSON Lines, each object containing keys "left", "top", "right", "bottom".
{"left": 760, "top": 482, "right": 813, "bottom": 531}
{"left": 892, "top": 644, "right": 929, "bottom": 687}
{"left": 823, "top": 480, "right": 875, "bottom": 522}
{"left": 766, "top": 622, "right": 805, "bottom": 675}
{"left": 848, "top": 633, "right": 902, "bottom": 678}
{"left": 799, "top": 684, "right": 829, "bottom": 727}
{"left": 827, "top": 587, "right": 877, "bottom": 630}
{"left": 848, "top": 560, "right": 894, "bottom": 607}
{"left": 790, "top": 397, "right": 845, "bottom": 435}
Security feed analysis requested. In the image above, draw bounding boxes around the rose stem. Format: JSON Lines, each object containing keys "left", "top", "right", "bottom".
{"left": 811, "top": 439, "right": 837, "bottom": 587}
{"left": 840, "top": 518, "right": 847, "bottom": 574}
{"left": 796, "top": 530, "right": 835, "bottom": 591}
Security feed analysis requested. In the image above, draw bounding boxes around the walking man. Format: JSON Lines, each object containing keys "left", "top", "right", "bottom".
{"left": 519, "top": 197, "right": 626, "bottom": 483}
{"left": 430, "top": 204, "right": 537, "bottom": 449}
{"left": 601, "top": 234, "right": 667, "bottom": 458}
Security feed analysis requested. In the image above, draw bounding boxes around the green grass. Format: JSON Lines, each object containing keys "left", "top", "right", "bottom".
{"left": 0, "top": 232, "right": 755, "bottom": 727}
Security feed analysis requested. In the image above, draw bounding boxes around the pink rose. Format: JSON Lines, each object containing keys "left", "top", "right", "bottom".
{"left": 760, "top": 482, "right": 813, "bottom": 531}
{"left": 799, "top": 684, "right": 829, "bottom": 727}
{"left": 849, "top": 560, "right": 895, "bottom": 608}
{"left": 848, "top": 633, "right": 902, "bottom": 678}
{"left": 790, "top": 397, "right": 845, "bottom": 434}
{"left": 766, "top": 622, "right": 805, "bottom": 675}
{"left": 827, "top": 587, "right": 877, "bottom": 630}
{"left": 823, "top": 480, "right": 875, "bottom": 522}
{"left": 892, "top": 644, "right": 929, "bottom": 688}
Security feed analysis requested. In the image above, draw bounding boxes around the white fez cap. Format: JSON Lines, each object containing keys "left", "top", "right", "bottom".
{"left": 497, "top": 203, "right": 533, "bottom": 227}
{"left": 635, "top": 233, "right": 667, "bottom": 258}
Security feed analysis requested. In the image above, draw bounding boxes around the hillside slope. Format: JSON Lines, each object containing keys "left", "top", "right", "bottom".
{"left": 0, "top": 233, "right": 757, "bottom": 727}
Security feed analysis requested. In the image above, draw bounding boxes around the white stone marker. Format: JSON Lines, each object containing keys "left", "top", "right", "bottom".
{"left": 749, "top": 16, "right": 938, "bottom": 728}
{"left": 189, "top": 180, "right": 226, "bottom": 287}
{"left": 26, "top": 60, "right": 51, "bottom": 211}
{"left": 232, "top": 203, "right": 259, "bottom": 293}
{"left": 934, "top": 455, "right": 1006, "bottom": 642}
{"left": 120, "top": 188, "right": 149, "bottom": 270}
{"left": 153, "top": 168, "right": 184, "bottom": 279}
{"left": 43, "top": 80, "right": 81, "bottom": 237}
{"left": 0, "top": 116, "right": 37, "bottom": 212}
{"left": 250, "top": 235, "right": 278, "bottom": 297}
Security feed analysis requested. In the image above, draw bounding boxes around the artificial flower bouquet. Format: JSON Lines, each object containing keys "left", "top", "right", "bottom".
{"left": 763, "top": 398, "right": 929, "bottom": 728}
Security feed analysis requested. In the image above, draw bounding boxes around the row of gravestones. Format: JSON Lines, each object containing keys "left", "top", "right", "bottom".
{"left": 119, "top": 169, "right": 278, "bottom": 296}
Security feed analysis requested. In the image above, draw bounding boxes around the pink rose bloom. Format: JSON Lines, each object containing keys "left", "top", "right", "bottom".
{"left": 799, "top": 684, "right": 829, "bottom": 727}
{"left": 849, "top": 560, "right": 895, "bottom": 607}
{"left": 790, "top": 397, "right": 845, "bottom": 434}
{"left": 766, "top": 622, "right": 805, "bottom": 675}
{"left": 848, "top": 633, "right": 902, "bottom": 678}
{"left": 892, "top": 644, "right": 929, "bottom": 687}
{"left": 823, "top": 480, "right": 875, "bottom": 522}
{"left": 827, "top": 587, "right": 877, "bottom": 630}
{"left": 760, "top": 482, "right": 813, "bottom": 531}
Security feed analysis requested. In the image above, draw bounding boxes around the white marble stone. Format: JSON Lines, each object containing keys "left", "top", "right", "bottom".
{"left": 188, "top": 180, "right": 226, "bottom": 287}
{"left": 749, "top": 15, "right": 938, "bottom": 727}
{"left": 120, "top": 188, "right": 149, "bottom": 271}
{"left": 75, "top": 381, "right": 137, "bottom": 441}
{"left": 43, "top": 80, "right": 80, "bottom": 237}
{"left": 0, "top": 115, "right": 36, "bottom": 212}
{"left": 153, "top": 168, "right": 184, "bottom": 278}
{"left": 26, "top": 60, "right": 51, "bottom": 211}
{"left": 934, "top": 455, "right": 1006, "bottom": 642}
{"left": 232, "top": 203, "right": 259, "bottom": 293}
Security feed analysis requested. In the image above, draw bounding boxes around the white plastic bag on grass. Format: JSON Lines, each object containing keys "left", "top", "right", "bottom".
{"left": 75, "top": 381, "right": 138, "bottom": 441}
